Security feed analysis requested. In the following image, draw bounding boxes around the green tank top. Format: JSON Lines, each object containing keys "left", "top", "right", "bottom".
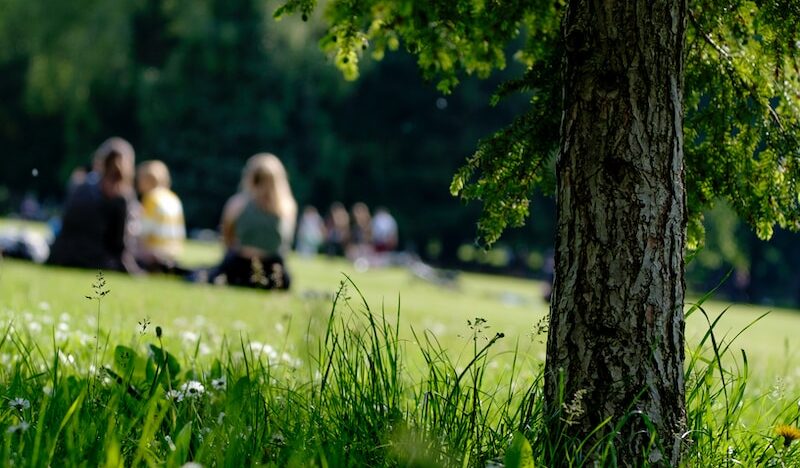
{"left": 235, "top": 199, "right": 283, "bottom": 254}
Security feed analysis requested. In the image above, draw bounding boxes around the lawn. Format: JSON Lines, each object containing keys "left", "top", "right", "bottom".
{"left": 1, "top": 241, "right": 797, "bottom": 375}
{"left": 2, "top": 239, "right": 800, "bottom": 465}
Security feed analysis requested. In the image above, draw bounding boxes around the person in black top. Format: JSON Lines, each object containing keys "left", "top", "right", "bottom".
{"left": 47, "top": 138, "right": 141, "bottom": 273}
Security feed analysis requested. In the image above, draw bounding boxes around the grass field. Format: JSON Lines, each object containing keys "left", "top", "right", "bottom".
{"left": 2, "top": 234, "right": 800, "bottom": 465}
{"left": 1, "top": 240, "right": 798, "bottom": 374}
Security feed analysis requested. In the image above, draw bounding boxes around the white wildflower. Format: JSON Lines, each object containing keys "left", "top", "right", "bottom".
{"left": 165, "top": 435, "right": 176, "bottom": 451}
{"left": 58, "top": 351, "right": 75, "bottom": 365}
{"left": 217, "top": 412, "right": 225, "bottom": 425}
{"left": 8, "top": 398, "right": 30, "bottom": 411}
{"left": 211, "top": 376, "right": 226, "bottom": 391}
{"left": 6, "top": 421, "right": 30, "bottom": 434}
{"left": 270, "top": 433, "right": 286, "bottom": 446}
{"left": 166, "top": 390, "right": 184, "bottom": 402}
{"left": 81, "top": 332, "right": 95, "bottom": 346}
{"left": 180, "top": 462, "right": 204, "bottom": 468}
{"left": 38, "top": 301, "right": 50, "bottom": 311}
{"left": 181, "top": 331, "right": 199, "bottom": 343}
{"left": 248, "top": 341, "right": 264, "bottom": 353}
{"left": 180, "top": 380, "right": 205, "bottom": 398}
{"left": 27, "top": 321, "right": 42, "bottom": 333}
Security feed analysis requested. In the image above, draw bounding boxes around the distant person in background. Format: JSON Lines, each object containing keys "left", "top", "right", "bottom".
{"left": 19, "top": 193, "right": 42, "bottom": 220}
{"left": 48, "top": 138, "right": 141, "bottom": 273}
{"left": 135, "top": 160, "right": 186, "bottom": 272}
{"left": 203, "top": 153, "right": 296, "bottom": 289}
{"left": 371, "top": 207, "right": 398, "bottom": 253}
{"left": 295, "top": 205, "right": 325, "bottom": 256}
{"left": 66, "top": 165, "right": 90, "bottom": 195}
{"left": 324, "top": 202, "right": 350, "bottom": 257}
{"left": 350, "top": 202, "right": 372, "bottom": 253}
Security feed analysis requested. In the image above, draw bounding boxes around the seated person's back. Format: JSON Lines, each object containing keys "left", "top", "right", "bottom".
{"left": 231, "top": 195, "right": 283, "bottom": 255}
{"left": 48, "top": 141, "right": 138, "bottom": 272}
{"left": 137, "top": 160, "right": 185, "bottom": 269}
{"left": 215, "top": 153, "right": 296, "bottom": 289}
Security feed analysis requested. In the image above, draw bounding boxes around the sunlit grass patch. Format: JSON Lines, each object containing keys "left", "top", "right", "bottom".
{"left": 2, "top": 258, "right": 800, "bottom": 465}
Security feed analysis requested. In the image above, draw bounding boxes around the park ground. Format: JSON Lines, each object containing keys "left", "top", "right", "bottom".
{"left": 2, "top": 232, "right": 800, "bottom": 465}
{"left": 2, "top": 237, "right": 799, "bottom": 377}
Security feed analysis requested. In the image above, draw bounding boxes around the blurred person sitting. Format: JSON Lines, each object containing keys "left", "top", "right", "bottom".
{"left": 47, "top": 138, "right": 141, "bottom": 273}
{"left": 295, "top": 205, "right": 325, "bottom": 256}
{"left": 347, "top": 202, "right": 372, "bottom": 259}
{"left": 66, "top": 164, "right": 90, "bottom": 195}
{"left": 323, "top": 202, "right": 350, "bottom": 257}
{"left": 201, "top": 153, "right": 296, "bottom": 289}
{"left": 136, "top": 160, "right": 186, "bottom": 272}
{"left": 371, "top": 207, "right": 398, "bottom": 253}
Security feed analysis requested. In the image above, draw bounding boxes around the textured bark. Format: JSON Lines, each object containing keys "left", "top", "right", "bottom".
{"left": 544, "top": 0, "right": 687, "bottom": 465}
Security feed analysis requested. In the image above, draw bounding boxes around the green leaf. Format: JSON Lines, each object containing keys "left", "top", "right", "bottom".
{"left": 505, "top": 432, "right": 534, "bottom": 468}
{"left": 230, "top": 376, "right": 250, "bottom": 401}
{"left": 210, "top": 359, "right": 222, "bottom": 379}
{"left": 113, "top": 345, "right": 137, "bottom": 377}
{"left": 148, "top": 344, "right": 181, "bottom": 377}
{"left": 167, "top": 422, "right": 193, "bottom": 466}
{"left": 104, "top": 435, "right": 123, "bottom": 468}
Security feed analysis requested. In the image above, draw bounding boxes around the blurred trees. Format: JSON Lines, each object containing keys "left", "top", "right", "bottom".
{"left": 0, "top": 0, "right": 540, "bottom": 260}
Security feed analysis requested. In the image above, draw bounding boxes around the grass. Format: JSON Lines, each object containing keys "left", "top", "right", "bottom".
{"left": 1, "top": 242, "right": 800, "bottom": 465}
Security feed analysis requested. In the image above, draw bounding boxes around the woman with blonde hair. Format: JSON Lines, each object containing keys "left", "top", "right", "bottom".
{"left": 205, "top": 153, "right": 297, "bottom": 289}
{"left": 136, "top": 160, "right": 186, "bottom": 271}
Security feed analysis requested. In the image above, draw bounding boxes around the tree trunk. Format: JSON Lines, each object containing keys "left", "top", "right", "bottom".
{"left": 544, "top": 0, "right": 687, "bottom": 465}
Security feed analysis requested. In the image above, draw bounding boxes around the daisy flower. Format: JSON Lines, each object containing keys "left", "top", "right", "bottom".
{"left": 211, "top": 376, "right": 226, "bottom": 391}
{"left": 8, "top": 398, "right": 30, "bottom": 412}
{"left": 6, "top": 421, "right": 30, "bottom": 434}
{"left": 180, "top": 380, "right": 205, "bottom": 398}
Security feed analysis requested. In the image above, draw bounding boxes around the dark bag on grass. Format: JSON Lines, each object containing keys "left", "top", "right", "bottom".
{"left": 214, "top": 252, "right": 291, "bottom": 290}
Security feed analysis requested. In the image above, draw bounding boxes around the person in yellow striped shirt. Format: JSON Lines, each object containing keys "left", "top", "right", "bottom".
{"left": 136, "top": 160, "right": 186, "bottom": 272}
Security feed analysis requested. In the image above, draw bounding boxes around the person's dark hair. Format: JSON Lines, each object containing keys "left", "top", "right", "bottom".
{"left": 104, "top": 151, "right": 123, "bottom": 183}
{"left": 101, "top": 150, "right": 134, "bottom": 197}
{"left": 93, "top": 137, "right": 135, "bottom": 174}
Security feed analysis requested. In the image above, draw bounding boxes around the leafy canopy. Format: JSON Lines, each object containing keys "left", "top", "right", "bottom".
{"left": 277, "top": 0, "right": 800, "bottom": 248}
